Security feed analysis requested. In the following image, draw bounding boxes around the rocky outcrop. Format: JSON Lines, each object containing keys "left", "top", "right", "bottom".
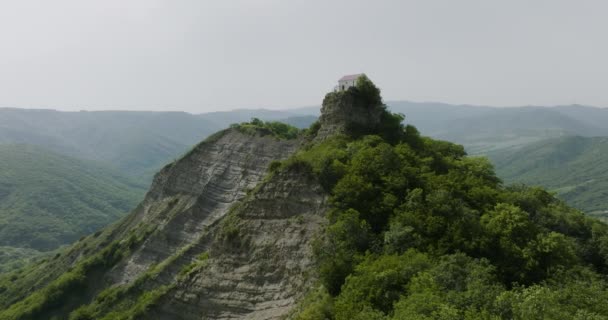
{"left": 315, "top": 90, "right": 383, "bottom": 140}
{"left": 107, "top": 129, "right": 302, "bottom": 285}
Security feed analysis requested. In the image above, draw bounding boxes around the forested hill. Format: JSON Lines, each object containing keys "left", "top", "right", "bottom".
{"left": 0, "top": 144, "right": 145, "bottom": 270}
{"left": 0, "top": 109, "right": 221, "bottom": 179}
{"left": 489, "top": 135, "right": 608, "bottom": 217}
{"left": 384, "top": 102, "right": 608, "bottom": 154}
{"left": 2, "top": 77, "right": 608, "bottom": 319}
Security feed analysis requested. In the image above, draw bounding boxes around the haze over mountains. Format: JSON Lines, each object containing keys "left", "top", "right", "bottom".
{"left": 387, "top": 102, "right": 608, "bottom": 153}
{"left": 5, "top": 102, "right": 608, "bottom": 168}
{"left": 0, "top": 108, "right": 316, "bottom": 181}
{"left": 490, "top": 136, "right": 608, "bottom": 217}
{"left": 0, "top": 144, "right": 146, "bottom": 271}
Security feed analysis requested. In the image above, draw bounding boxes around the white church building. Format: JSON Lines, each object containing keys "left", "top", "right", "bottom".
{"left": 336, "top": 73, "right": 365, "bottom": 91}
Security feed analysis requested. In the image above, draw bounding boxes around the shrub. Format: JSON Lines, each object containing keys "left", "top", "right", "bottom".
{"left": 232, "top": 118, "right": 302, "bottom": 140}
{"left": 354, "top": 75, "right": 382, "bottom": 106}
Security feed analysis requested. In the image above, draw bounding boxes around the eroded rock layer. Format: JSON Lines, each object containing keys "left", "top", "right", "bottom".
{"left": 148, "top": 170, "right": 327, "bottom": 319}
{"left": 108, "top": 129, "right": 302, "bottom": 285}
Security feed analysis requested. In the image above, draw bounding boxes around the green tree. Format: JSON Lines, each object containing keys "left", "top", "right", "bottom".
{"left": 355, "top": 74, "right": 382, "bottom": 106}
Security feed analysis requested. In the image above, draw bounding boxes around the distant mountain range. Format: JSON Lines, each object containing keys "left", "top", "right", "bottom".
{"left": 384, "top": 102, "right": 608, "bottom": 154}
{"left": 488, "top": 135, "right": 608, "bottom": 217}
{"left": 0, "top": 109, "right": 219, "bottom": 180}
{"left": 3, "top": 103, "right": 607, "bottom": 177}
{"left": 292, "top": 101, "right": 608, "bottom": 152}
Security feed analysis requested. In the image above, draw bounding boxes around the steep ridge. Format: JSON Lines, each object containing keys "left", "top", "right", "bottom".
{"left": 0, "top": 127, "right": 302, "bottom": 318}
{"left": 0, "top": 79, "right": 385, "bottom": 319}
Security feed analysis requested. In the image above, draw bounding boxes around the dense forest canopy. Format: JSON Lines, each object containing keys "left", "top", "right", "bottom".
{"left": 0, "top": 145, "right": 146, "bottom": 272}
{"left": 288, "top": 79, "right": 608, "bottom": 319}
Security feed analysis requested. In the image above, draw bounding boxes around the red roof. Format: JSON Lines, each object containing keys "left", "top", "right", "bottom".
{"left": 339, "top": 74, "right": 364, "bottom": 81}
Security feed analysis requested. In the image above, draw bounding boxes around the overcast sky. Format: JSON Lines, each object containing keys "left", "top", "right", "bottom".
{"left": 0, "top": 0, "right": 606, "bottom": 112}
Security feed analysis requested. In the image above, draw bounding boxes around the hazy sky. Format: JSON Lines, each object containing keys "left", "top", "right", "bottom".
{"left": 0, "top": 0, "right": 607, "bottom": 112}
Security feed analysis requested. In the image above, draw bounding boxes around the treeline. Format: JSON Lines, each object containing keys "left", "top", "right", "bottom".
{"left": 230, "top": 117, "right": 301, "bottom": 140}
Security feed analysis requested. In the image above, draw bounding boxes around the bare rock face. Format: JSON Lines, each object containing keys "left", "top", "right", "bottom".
{"left": 107, "top": 129, "right": 302, "bottom": 285}
{"left": 147, "top": 170, "right": 327, "bottom": 319}
{"left": 315, "top": 90, "right": 383, "bottom": 140}
{"left": 109, "top": 128, "right": 328, "bottom": 319}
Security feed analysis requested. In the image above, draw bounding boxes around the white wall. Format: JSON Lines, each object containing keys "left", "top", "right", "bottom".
{"left": 338, "top": 79, "right": 356, "bottom": 90}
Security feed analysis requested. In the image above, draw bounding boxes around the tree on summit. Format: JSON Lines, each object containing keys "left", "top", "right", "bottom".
{"left": 355, "top": 74, "right": 382, "bottom": 106}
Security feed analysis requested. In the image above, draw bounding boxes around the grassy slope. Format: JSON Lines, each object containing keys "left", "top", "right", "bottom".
{"left": 0, "top": 144, "right": 146, "bottom": 254}
{"left": 489, "top": 136, "right": 608, "bottom": 216}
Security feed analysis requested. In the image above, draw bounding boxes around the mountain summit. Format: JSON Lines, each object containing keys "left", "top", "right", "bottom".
{"left": 316, "top": 87, "right": 383, "bottom": 140}
{"left": 3, "top": 78, "right": 608, "bottom": 319}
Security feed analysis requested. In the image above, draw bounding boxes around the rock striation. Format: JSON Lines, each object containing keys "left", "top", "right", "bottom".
{"left": 148, "top": 169, "right": 327, "bottom": 319}
{"left": 116, "top": 128, "right": 328, "bottom": 319}
{"left": 106, "top": 128, "right": 303, "bottom": 286}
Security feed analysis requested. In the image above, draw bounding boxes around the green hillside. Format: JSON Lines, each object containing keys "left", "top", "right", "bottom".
{"left": 0, "top": 109, "right": 222, "bottom": 179}
{"left": 489, "top": 136, "right": 608, "bottom": 217}
{"left": 0, "top": 144, "right": 146, "bottom": 256}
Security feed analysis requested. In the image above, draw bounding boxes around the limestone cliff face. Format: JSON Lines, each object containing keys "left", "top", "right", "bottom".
{"left": 107, "top": 128, "right": 303, "bottom": 285}
{"left": 110, "top": 128, "right": 327, "bottom": 319}
{"left": 148, "top": 170, "right": 327, "bottom": 319}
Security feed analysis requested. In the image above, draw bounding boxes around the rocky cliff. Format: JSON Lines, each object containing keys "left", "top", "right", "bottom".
{"left": 315, "top": 90, "right": 383, "bottom": 141}
{"left": 105, "top": 128, "right": 303, "bottom": 287}
{"left": 0, "top": 87, "right": 385, "bottom": 320}
{"left": 0, "top": 120, "right": 313, "bottom": 319}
